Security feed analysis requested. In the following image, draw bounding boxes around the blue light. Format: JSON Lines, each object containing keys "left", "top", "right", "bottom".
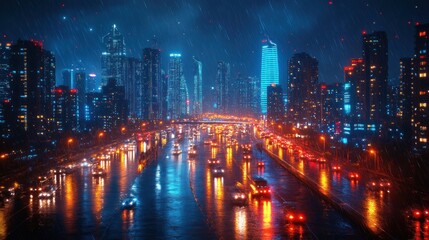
{"left": 261, "top": 39, "right": 279, "bottom": 114}
{"left": 344, "top": 104, "right": 351, "bottom": 114}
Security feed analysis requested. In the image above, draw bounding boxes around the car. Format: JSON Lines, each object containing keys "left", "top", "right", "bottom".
{"left": 406, "top": 206, "right": 429, "bottom": 221}
{"left": 207, "top": 158, "right": 221, "bottom": 166}
{"left": 257, "top": 161, "right": 265, "bottom": 167}
{"left": 92, "top": 167, "right": 106, "bottom": 177}
{"left": 331, "top": 165, "right": 341, "bottom": 171}
{"left": 317, "top": 157, "right": 327, "bottom": 163}
{"left": 348, "top": 172, "right": 359, "bottom": 180}
{"left": 285, "top": 211, "right": 306, "bottom": 224}
{"left": 38, "top": 185, "right": 56, "bottom": 199}
{"left": 81, "top": 158, "right": 92, "bottom": 167}
{"left": 212, "top": 166, "right": 225, "bottom": 177}
{"left": 367, "top": 178, "right": 392, "bottom": 192}
{"left": 231, "top": 182, "right": 248, "bottom": 206}
{"left": 188, "top": 145, "right": 197, "bottom": 157}
{"left": 250, "top": 177, "right": 271, "bottom": 198}
{"left": 243, "top": 154, "right": 251, "bottom": 161}
{"left": 122, "top": 197, "right": 137, "bottom": 210}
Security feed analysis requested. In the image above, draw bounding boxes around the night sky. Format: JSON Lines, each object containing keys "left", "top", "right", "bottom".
{"left": 2, "top": 0, "right": 429, "bottom": 89}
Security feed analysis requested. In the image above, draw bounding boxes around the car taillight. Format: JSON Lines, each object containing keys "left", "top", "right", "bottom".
{"left": 299, "top": 215, "right": 304, "bottom": 220}
{"left": 288, "top": 215, "right": 294, "bottom": 220}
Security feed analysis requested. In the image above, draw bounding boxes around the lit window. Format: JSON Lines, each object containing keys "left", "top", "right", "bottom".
{"left": 419, "top": 31, "right": 427, "bottom": 37}
{"left": 420, "top": 91, "right": 426, "bottom": 95}
{"left": 420, "top": 103, "right": 427, "bottom": 107}
{"left": 420, "top": 73, "right": 427, "bottom": 78}
{"left": 419, "top": 138, "right": 427, "bottom": 143}
{"left": 421, "top": 61, "right": 427, "bottom": 66}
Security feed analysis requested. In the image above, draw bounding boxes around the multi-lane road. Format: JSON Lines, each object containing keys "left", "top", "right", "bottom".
{"left": 1, "top": 124, "right": 372, "bottom": 239}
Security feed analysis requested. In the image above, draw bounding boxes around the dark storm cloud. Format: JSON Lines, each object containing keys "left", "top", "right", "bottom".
{"left": 1, "top": 0, "right": 429, "bottom": 86}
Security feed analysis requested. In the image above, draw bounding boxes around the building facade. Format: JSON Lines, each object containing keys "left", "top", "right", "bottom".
{"left": 101, "top": 24, "right": 126, "bottom": 86}
{"left": 193, "top": 57, "right": 203, "bottom": 115}
{"left": 142, "top": 48, "right": 161, "bottom": 120}
{"left": 287, "top": 52, "right": 319, "bottom": 127}
{"left": 261, "top": 39, "right": 279, "bottom": 114}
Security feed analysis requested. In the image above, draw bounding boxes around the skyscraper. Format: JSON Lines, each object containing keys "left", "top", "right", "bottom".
{"left": 0, "top": 42, "right": 11, "bottom": 129}
{"left": 344, "top": 59, "right": 366, "bottom": 121}
{"left": 0, "top": 43, "right": 11, "bottom": 103}
{"left": 267, "top": 84, "right": 284, "bottom": 123}
{"left": 74, "top": 68, "right": 86, "bottom": 131}
{"left": 124, "top": 57, "right": 142, "bottom": 118}
{"left": 362, "top": 31, "right": 388, "bottom": 128}
{"left": 53, "top": 86, "right": 78, "bottom": 134}
{"left": 398, "top": 57, "right": 413, "bottom": 141}
{"left": 62, "top": 69, "right": 73, "bottom": 87}
{"left": 142, "top": 48, "right": 161, "bottom": 120}
{"left": 287, "top": 52, "right": 319, "bottom": 126}
{"left": 215, "top": 61, "right": 230, "bottom": 113}
{"left": 193, "top": 57, "right": 203, "bottom": 115}
{"left": 8, "top": 40, "right": 56, "bottom": 140}
{"left": 101, "top": 24, "right": 126, "bottom": 86}
{"left": 261, "top": 38, "right": 279, "bottom": 114}
{"left": 412, "top": 23, "right": 429, "bottom": 154}
{"left": 167, "top": 53, "right": 185, "bottom": 120}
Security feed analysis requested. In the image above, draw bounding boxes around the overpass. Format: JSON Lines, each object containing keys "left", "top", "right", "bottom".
{"left": 172, "top": 120, "right": 252, "bottom": 125}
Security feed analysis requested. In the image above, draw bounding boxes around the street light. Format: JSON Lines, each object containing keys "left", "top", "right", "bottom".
{"left": 370, "top": 149, "right": 377, "bottom": 170}
{"left": 67, "top": 138, "right": 73, "bottom": 150}
{"left": 320, "top": 136, "right": 326, "bottom": 153}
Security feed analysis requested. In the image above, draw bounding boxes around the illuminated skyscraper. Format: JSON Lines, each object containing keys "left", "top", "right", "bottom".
{"left": 287, "top": 52, "right": 318, "bottom": 126}
{"left": 167, "top": 53, "right": 186, "bottom": 120}
{"left": 124, "top": 57, "right": 142, "bottom": 118}
{"left": 74, "top": 68, "right": 86, "bottom": 131}
{"left": 215, "top": 61, "right": 230, "bottom": 113}
{"left": 398, "top": 57, "right": 413, "bottom": 141}
{"left": 267, "top": 84, "right": 284, "bottom": 123}
{"left": 8, "top": 40, "right": 56, "bottom": 140}
{"left": 0, "top": 42, "right": 11, "bottom": 130}
{"left": 193, "top": 57, "right": 202, "bottom": 115}
{"left": 142, "top": 48, "right": 161, "bottom": 120}
{"left": 101, "top": 24, "right": 126, "bottom": 86}
{"left": 261, "top": 38, "right": 279, "bottom": 114}
{"left": 412, "top": 23, "right": 429, "bottom": 154}
{"left": 362, "top": 31, "right": 388, "bottom": 130}
{"left": 53, "top": 86, "right": 78, "bottom": 134}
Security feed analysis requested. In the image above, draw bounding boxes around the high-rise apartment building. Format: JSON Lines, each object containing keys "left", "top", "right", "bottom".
{"left": 362, "top": 31, "right": 388, "bottom": 129}
{"left": 53, "top": 85, "right": 78, "bottom": 134}
{"left": 287, "top": 52, "right": 319, "bottom": 127}
{"left": 412, "top": 23, "right": 429, "bottom": 154}
{"left": 8, "top": 40, "right": 56, "bottom": 140}
{"left": 267, "top": 84, "right": 284, "bottom": 123}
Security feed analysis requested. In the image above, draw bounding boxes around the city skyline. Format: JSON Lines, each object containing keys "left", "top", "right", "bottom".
{"left": 1, "top": 0, "right": 429, "bottom": 88}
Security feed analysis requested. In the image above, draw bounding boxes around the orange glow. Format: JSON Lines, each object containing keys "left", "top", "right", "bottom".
{"left": 420, "top": 31, "right": 427, "bottom": 37}
{"left": 234, "top": 208, "right": 247, "bottom": 239}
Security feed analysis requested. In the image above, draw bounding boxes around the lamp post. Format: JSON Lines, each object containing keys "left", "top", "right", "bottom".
{"left": 370, "top": 149, "right": 377, "bottom": 170}
{"left": 320, "top": 136, "right": 326, "bottom": 153}
{"left": 98, "top": 132, "right": 104, "bottom": 145}
{"left": 67, "top": 138, "right": 73, "bottom": 161}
